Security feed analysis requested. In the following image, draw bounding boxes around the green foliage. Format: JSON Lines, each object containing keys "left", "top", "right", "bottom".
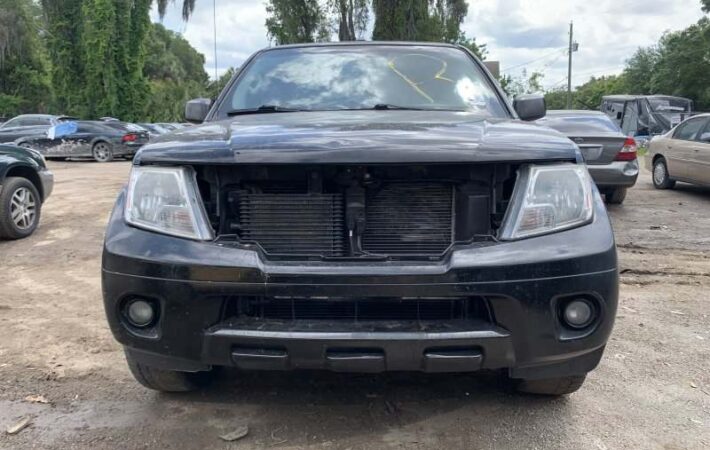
{"left": 328, "top": 0, "right": 369, "bottom": 41}
{"left": 265, "top": 0, "right": 329, "bottom": 45}
{"left": 41, "top": 0, "right": 85, "bottom": 115}
{"left": 703, "top": 0, "right": 710, "bottom": 12}
{"left": 206, "top": 67, "right": 236, "bottom": 100}
{"left": 648, "top": 18, "right": 710, "bottom": 110}
{"left": 456, "top": 34, "right": 487, "bottom": 60}
{"left": 544, "top": 75, "right": 626, "bottom": 110}
{"left": 143, "top": 22, "right": 210, "bottom": 121}
{"left": 155, "top": 0, "right": 196, "bottom": 20}
{"left": 622, "top": 47, "right": 657, "bottom": 95}
{"left": 372, "top": 0, "right": 471, "bottom": 43}
{"left": 0, "top": 0, "right": 51, "bottom": 116}
{"left": 500, "top": 70, "right": 544, "bottom": 98}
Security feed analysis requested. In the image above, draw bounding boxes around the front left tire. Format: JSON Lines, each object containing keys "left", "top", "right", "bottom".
{"left": 515, "top": 374, "right": 587, "bottom": 396}
{"left": 125, "top": 351, "right": 214, "bottom": 392}
{"left": 0, "top": 177, "right": 41, "bottom": 240}
{"left": 605, "top": 187, "right": 627, "bottom": 205}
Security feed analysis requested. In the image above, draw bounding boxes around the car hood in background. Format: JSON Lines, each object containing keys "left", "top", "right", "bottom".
{"left": 135, "top": 110, "right": 580, "bottom": 165}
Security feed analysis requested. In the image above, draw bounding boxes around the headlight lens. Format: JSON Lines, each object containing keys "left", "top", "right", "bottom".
{"left": 499, "top": 164, "right": 594, "bottom": 240}
{"left": 125, "top": 166, "right": 213, "bottom": 240}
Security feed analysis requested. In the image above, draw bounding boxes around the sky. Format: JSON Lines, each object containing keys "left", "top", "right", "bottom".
{"left": 153, "top": 0, "right": 707, "bottom": 90}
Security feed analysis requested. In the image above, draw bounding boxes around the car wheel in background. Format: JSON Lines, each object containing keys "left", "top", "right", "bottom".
{"left": 652, "top": 157, "right": 676, "bottom": 189}
{"left": 515, "top": 374, "right": 587, "bottom": 396}
{"left": 92, "top": 141, "right": 114, "bottom": 163}
{"left": 605, "top": 187, "right": 627, "bottom": 205}
{"left": 0, "top": 177, "right": 41, "bottom": 240}
{"left": 124, "top": 351, "right": 214, "bottom": 392}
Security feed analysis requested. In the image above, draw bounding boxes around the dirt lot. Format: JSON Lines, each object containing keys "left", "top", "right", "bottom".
{"left": 1, "top": 160, "right": 709, "bottom": 449}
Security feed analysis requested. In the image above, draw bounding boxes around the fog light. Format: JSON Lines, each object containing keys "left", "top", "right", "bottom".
{"left": 563, "top": 299, "right": 594, "bottom": 329}
{"left": 126, "top": 300, "right": 155, "bottom": 327}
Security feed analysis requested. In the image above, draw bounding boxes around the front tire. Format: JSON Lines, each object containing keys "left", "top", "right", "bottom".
{"left": 652, "top": 157, "right": 675, "bottom": 189}
{"left": 605, "top": 187, "right": 627, "bottom": 204}
{"left": 125, "top": 352, "right": 214, "bottom": 392}
{"left": 515, "top": 375, "right": 587, "bottom": 396}
{"left": 0, "top": 177, "right": 41, "bottom": 240}
{"left": 92, "top": 141, "right": 113, "bottom": 162}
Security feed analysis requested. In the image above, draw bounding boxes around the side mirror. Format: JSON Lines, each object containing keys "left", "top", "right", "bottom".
{"left": 185, "top": 98, "right": 212, "bottom": 123}
{"left": 513, "top": 94, "right": 546, "bottom": 121}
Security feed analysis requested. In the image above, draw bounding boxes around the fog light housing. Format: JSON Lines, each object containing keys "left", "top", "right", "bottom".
{"left": 126, "top": 299, "right": 156, "bottom": 328}
{"left": 562, "top": 299, "right": 594, "bottom": 329}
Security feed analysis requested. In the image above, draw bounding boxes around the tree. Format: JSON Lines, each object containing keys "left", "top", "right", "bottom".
{"left": 328, "top": 0, "right": 369, "bottom": 41}
{"left": 0, "top": 0, "right": 51, "bottom": 116}
{"left": 702, "top": 0, "right": 709, "bottom": 12}
{"left": 155, "top": 0, "right": 196, "bottom": 20}
{"left": 372, "top": 0, "right": 471, "bottom": 43}
{"left": 544, "top": 74, "right": 626, "bottom": 110}
{"left": 265, "top": 0, "right": 329, "bottom": 45}
{"left": 143, "top": 22, "right": 210, "bottom": 121}
{"left": 500, "top": 70, "right": 544, "bottom": 98}
{"left": 622, "top": 47, "right": 657, "bottom": 95}
{"left": 40, "top": 0, "right": 85, "bottom": 115}
{"left": 649, "top": 18, "right": 710, "bottom": 110}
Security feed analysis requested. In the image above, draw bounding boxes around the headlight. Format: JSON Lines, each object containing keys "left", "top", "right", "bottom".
{"left": 125, "top": 166, "right": 213, "bottom": 240}
{"left": 499, "top": 164, "right": 594, "bottom": 240}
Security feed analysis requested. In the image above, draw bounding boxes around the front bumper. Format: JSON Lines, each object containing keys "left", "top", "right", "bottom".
{"left": 102, "top": 191, "right": 618, "bottom": 380}
{"left": 39, "top": 168, "right": 54, "bottom": 200}
{"left": 587, "top": 160, "right": 639, "bottom": 189}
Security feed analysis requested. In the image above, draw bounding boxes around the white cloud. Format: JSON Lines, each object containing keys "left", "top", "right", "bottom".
{"left": 155, "top": 0, "right": 707, "bottom": 89}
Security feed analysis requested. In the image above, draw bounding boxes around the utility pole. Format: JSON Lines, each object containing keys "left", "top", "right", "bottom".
{"left": 213, "top": 0, "right": 218, "bottom": 81}
{"left": 566, "top": 21, "right": 579, "bottom": 109}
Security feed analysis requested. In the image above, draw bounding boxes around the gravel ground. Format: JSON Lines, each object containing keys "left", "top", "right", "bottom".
{"left": 0, "top": 159, "right": 708, "bottom": 449}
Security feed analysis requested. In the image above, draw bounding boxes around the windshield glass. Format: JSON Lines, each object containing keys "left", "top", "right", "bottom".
{"left": 217, "top": 45, "right": 508, "bottom": 118}
{"left": 539, "top": 114, "right": 622, "bottom": 133}
{"left": 648, "top": 97, "right": 692, "bottom": 113}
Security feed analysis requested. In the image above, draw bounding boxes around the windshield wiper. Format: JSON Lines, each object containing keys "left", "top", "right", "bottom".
{"left": 372, "top": 104, "right": 426, "bottom": 111}
{"left": 226, "top": 105, "right": 305, "bottom": 116}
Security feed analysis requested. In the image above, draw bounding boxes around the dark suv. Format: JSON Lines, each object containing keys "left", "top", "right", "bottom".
{"left": 0, "top": 144, "right": 53, "bottom": 239}
{"left": 102, "top": 43, "right": 618, "bottom": 396}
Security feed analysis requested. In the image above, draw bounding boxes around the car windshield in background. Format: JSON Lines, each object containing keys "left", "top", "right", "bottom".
{"left": 648, "top": 97, "right": 692, "bottom": 113}
{"left": 219, "top": 45, "right": 508, "bottom": 118}
{"left": 539, "top": 114, "right": 622, "bottom": 133}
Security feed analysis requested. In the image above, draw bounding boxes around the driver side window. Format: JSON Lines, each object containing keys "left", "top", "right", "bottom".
{"left": 674, "top": 118, "right": 708, "bottom": 141}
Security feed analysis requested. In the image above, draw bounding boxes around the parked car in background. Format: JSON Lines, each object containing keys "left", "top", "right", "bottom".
{"left": 16, "top": 120, "right": 148, "bottom": 162}
{"left": 647, "top": 113, "right": 710, "bottom": 189}
{"left": 601, "top": 95, "right": 694, "bottom": 142}
{"left": 0, "top": 115, "right": 76, "bottom": 144}
{"left": 0, "top": 144, "right": 53, "bottom": 239}
{"left": 103, "top": 42, "right": 618, "bottom": 396}
{"left": 137, "top": 123, "right": 171, "bottom": 137}
{"left": 537, "top": 110, "right": 638, "bottom": 204}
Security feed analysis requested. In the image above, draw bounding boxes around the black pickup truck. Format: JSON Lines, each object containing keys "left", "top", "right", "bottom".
{"left": 102, "top": 42, "right": 618, "bottom": 396}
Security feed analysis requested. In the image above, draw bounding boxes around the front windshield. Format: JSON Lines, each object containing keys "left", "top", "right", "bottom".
{"left": 648, "top": 97, "right": 692, "bottom": 113}
{"left": 218, "top": 45, "right": 508, "bottom": 118}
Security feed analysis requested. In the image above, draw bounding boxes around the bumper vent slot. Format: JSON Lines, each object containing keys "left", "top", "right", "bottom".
{"left": 224, "top": 296, "right": 491, "bottom": 324}
{"left": 362, "top": 183, "right": 454, "bottom": 255}
{"left": 235, "top": 193, "right": 345, "bottom": 256}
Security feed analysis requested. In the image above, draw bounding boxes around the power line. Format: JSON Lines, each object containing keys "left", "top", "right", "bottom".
{"left": 501, "top": 47, "right": 568, "bottom": 73}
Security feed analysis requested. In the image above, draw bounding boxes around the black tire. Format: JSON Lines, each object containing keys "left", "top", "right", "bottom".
{"left": 605, "top": 187, "right": 627, "bottom": 205}
{"left": 652, "top": 157, "right": 676, "bottom": 189}
{"left": 515, "top": 375, "right": 586, "bottom": 396}
{"left": 0, "top": 177, "right": 41, "bottom": 240}
{"left": 92, "top": 141, "right": 113, "bottom": 162}
{"left": 125, "top": 352, "right": 213, "bottom": 392}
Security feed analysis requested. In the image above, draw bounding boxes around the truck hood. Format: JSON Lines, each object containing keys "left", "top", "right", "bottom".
{"left": 135, "top": 110, "right": 579, "bottom": 165}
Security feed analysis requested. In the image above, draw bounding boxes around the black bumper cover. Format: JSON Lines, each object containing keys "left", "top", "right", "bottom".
{"left": 102, "top": 191, "right": 618, "bottom": 380}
